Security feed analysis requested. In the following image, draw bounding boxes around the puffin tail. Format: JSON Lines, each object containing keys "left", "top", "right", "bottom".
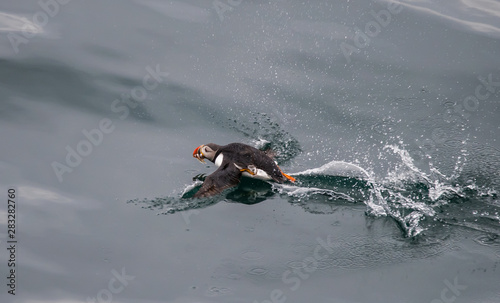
{"left": 277, "top": 167, "right": 296, "bottom": 183}
{"left": 282, "top": 172, "right": 296, "bottom": 183}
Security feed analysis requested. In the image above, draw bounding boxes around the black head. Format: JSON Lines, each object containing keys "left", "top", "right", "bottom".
{"left": 193, "top": 143, "right": 221, "bottom": 163}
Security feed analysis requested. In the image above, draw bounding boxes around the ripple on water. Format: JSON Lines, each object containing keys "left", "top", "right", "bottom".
{"left": 247, "top": 267, "right": 269, "bottom": 276}
{"left": 241, "top": 251, "right": 263, "bottom": 261}
{"left": 286, "top": 260, "right": 306, "bottom": 269}
{"left": 205, "top": 286, "right": 232, "bottom": 297}
{"left": 443, "top": 139, "right": 465, "bottom": 149}
{"left": 315, "top": 259, "right": 332, "bottom": 270}
{"left": 474, "top": 233, "right": 500, "bottom": 247}
{"left": 328, "top": 258, "right": 357, "bottom": 269}
{"left": 225, "top": 273, "right": 242, "bottom": 280}
{"left": 265, "top": 270, "right": 283, "bottom": 280}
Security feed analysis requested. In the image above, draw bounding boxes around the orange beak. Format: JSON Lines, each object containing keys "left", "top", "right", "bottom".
{"left": 193, "top": 145, "right": 205, "bottom": 163}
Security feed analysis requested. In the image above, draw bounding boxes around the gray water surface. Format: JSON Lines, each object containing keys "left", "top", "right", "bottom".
{"left": 1, "top": 1, "right": 500, "bottom": 302}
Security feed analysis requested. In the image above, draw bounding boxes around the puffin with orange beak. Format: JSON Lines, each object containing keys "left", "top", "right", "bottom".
{"left": 192, "top": 143, "right": 295, "bottom": 198}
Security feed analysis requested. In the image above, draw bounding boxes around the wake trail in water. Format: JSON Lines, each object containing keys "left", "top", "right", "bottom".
{"left": 271, "top": 143, "right": 498, "bottom": 237}
{"left": 271, "top": 156, "right": 427, "bottom": 235}
{"left": 129, "top": 143, "right": 499, "bottom": 237}
{"left": 129, "top": 111, "right": 499, "bottom": 238}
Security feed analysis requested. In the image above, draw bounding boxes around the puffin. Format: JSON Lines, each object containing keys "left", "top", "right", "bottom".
{"left": 192, "top": 143, "right": 296, "bottom": 198}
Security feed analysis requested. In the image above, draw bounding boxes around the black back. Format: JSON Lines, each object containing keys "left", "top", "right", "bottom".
{"left": 218, "top": 143, "right": 286, "bottom": 182}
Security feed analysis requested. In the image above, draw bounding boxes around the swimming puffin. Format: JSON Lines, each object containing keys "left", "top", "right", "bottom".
{"left": 192, "top": 143, "right": 295, "bottom": 198}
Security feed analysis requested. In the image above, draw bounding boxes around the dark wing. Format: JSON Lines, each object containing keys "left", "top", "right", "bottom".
{"left": 263, "top": 148, "right": 277, "bottom": 159}
{"left": 193, "top": 162, "right": 242, "bottom": 198}
{"left": 218, "top": 143, "right": 287, "bottom": 182}
{"left": 252, "top": 149, "right": 287, "bottom": 182}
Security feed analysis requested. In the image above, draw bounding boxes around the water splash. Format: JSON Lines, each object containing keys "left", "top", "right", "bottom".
{"left": 129, "top": 139, "right": 499, "bottom": 238}
{"left": 366, "top": 144, "right": 499, "bottom": 237}
{"left": 273, "top": 144, "right": 499, "bottom": 237}
{"left": 220, "top": 112, "right": 301, "bottom": 164}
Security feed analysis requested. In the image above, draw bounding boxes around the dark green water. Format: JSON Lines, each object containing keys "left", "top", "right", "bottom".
{"left": 1, "top": 1, "right": 500, "bottom": 302}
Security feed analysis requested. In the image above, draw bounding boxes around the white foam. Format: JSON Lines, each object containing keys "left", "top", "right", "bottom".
{"left": 252, "top": 138, "right": 270, "bottom": 149}
{"left": 181, "top": 180, "right": 203, "bottom": 196}
{"left": 273, "top": 183, "right": 356, "bottom": 202}
{"left": 294, "top": 160, "right": 371, "bottom": 180}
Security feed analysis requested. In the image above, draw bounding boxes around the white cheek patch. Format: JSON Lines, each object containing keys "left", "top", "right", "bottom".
{"left": 214, "top": 154, "right": 224, "bottom": 167}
